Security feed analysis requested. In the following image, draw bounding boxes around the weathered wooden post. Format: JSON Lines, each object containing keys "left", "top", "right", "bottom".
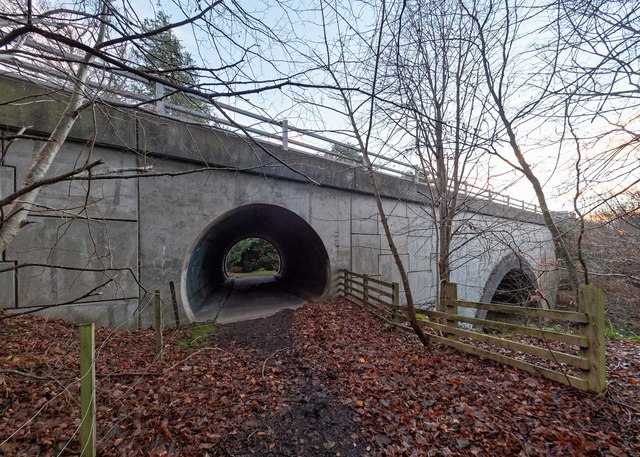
{"left": 444, "top": 282, "right": 458, "bottom": 341}
{"left": 154, "top": 290, "right": 163, "bottom": 361}
{"left": 391, "top": 282, "right": 400, "bottom": 325}
{"left": 344, "top": 270, "right": 350, "bottom": 297}
{"left": 79, "top": 323, "right": 96, "bottom": 457}
{"left": 169, "top": 281, "right": 180, "bottom": 329}
{"left": 578, "top": 284, "right": 606, "bottom": 392}
{"left": 362, "top": 274, "right": 369, "bottom": 306}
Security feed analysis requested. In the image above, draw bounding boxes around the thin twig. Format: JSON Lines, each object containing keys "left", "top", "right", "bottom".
{"left": 261, "top": 347, "right": 289, "bottom": 377}
{"left": 0, "top": 369, "right": 74, "bottom": 381}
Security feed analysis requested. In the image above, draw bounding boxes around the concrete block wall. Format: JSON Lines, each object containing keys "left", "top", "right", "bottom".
{"left": 0, "top": 128, "right": 140, "bottom": 324}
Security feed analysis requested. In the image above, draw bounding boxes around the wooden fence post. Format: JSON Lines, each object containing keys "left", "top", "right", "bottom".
{"left": 135, "top": 302, "right": 142, "bottom": 330}
{"left": 362, "top": 274, "right": 369, "bottom": 305}
{"left": 579, "top": 284, "right": 606, "bottom": 392}
{"left": 154, "top": 290, "right": 163, "bottom": 361}
{"left": 79, "top": 323, "right": 96, "bottom": 457}
{"left": 391, "top": 282, "right": 400, "bottom": 324}
{"left": 345, "top": 271, "right": 351, "bottom": 297}
{"left": 169, "top": 281, "right": 180, "bottom": 329}
{"left": 444, "top": 282, "right": 458, "bottom": 341}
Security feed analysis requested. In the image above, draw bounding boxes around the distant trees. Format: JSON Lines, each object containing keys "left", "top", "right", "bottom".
{"left": 561, "top": 189, "right": 640, "bottom": 331}
{"left": 326, "top": 143, "right": 361, "bottom": 164}
{"left": 225, "top": 238, "right": 280, "bottom": 274}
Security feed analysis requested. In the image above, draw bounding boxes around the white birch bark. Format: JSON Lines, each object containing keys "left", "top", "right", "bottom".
{"left": 0, "top": 3, "right": 108, "bottom": 254}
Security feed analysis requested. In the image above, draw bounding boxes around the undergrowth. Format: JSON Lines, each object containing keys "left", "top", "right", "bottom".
{"left": 175, "top": 322, "right": 219, "bottom": 348}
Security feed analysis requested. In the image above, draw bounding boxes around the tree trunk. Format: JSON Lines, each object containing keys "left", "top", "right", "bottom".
{"left": 0, "top": 3, "right": 108, "bottom": 254}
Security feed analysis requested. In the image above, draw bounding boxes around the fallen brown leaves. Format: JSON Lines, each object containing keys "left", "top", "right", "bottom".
{"left": 0, "top": 299, "right": 638, "bottom": 456}
{"left": 294, "top": 299, "right": 640, "bottom": 456}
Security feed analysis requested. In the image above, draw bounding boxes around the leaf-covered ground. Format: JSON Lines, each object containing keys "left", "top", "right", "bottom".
{"left": 0, "top": 298, "right": 638, "bottom": 456}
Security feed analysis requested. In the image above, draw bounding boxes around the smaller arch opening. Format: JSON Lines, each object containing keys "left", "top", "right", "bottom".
{"left": 224, "top": 237, "right": 281, "bottom": 278}
{"left": 486, "top": 268, "right": 539, "bottom": 324}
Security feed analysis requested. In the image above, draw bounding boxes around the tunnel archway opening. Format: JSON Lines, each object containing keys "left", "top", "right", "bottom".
{"left": 486, "top": 268, "right": 539, "bottom": 324}
{"left": 182, "top": 204, "right": 330, "bottom": 322}
{"left": 479, "top": 254, "right": 539, "bottom": 325}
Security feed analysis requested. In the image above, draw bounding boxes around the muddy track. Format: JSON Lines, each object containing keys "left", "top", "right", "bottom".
{"left": 211, "top": 309, "right": 369, "bottom": 456}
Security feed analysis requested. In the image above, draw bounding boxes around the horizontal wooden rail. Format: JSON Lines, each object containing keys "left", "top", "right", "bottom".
{"left": 337, "top": 270, "right": 606, "bottom": 393}
{"left": 340, "top": 278, "right": 395, "bottom": 299}
{"left": 418, "top": 319, "right": 589, "bottom": 369}
{"left": 339, "top": 270, "right": 399, "bottom": 324}
{"left": 430, "top": 332, "right": 588, "bottom": 390}
{"left": 343, "top": 291, "right": 395, "bottom": 318}
{"left": 341, "top": 271, "right": 396, "bottom": 288}
{"left": 341, "top": 290, "right": 392, "bottom": 309}
{"left": 418, "top": 309, "right": 589, "bottom": 347}
{"left": 347, "top": 297, "right": 589, "bottom": 391}
{"left": 453, "top": 299, "right": 589, "bottom": 323}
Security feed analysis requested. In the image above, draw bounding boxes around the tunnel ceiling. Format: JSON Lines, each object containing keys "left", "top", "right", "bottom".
{"left": 480, "top": 254, "right": 539, "bottom": 304}
{"left": 183, "top": 204, "right": 330, "bottom": 315}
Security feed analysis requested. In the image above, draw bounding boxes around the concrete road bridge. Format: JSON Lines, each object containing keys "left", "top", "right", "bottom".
{"left": 0, "top": 75, "right": 558, "bottom": 327}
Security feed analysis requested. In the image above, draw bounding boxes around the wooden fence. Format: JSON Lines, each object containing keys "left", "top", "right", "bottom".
{"left": 338, "top": 270, "right": 606, "bottom": 393}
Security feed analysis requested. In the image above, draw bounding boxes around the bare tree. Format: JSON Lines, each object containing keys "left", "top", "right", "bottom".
{"left": 0, "top": 1, "right": 111, "bottom": 252}
{"left": 303, "top": 0, "right": 434, "bottom": 346}
{"left": 389, "top": 0, "right": 497, "bottom": 310}
{"left": 461, "top": 0, "right": 582, "bottom": 301}
{"left": 0, "top": 0, "right": 334, "bottom": 256}
{"left": 555, "top": 0, "right": 640, "bottom": 293}
{"left": 559, "top": 189, "right": 640, "bottom": 331}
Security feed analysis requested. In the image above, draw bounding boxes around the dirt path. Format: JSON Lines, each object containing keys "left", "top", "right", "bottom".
{"left": 212, "top": 309, "right": 369, "bottom": 456}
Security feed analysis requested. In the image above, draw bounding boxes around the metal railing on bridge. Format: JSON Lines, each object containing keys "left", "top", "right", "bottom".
{"left": 0, "top": 37, "right": 540, "bottom": 214}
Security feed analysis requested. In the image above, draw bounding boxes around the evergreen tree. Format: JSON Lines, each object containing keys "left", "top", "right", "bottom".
{"left": 326, "top": 143, "right": 361, "bottom": 164}
{"left": 225, "top": 238, "right": 280, "bottom": 273}
{"left": 133, "top": 10, "right": 207, "bottom": 115}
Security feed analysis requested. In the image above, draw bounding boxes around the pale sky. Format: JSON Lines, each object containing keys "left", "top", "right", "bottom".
{"left": 109, "top": 0, "right": 640, "bottom": 212}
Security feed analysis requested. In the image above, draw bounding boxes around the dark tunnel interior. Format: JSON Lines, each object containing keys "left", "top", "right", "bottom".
{"left": 183, "top": 204, "right": 330, "bottom": 317}
{"left": 486, "top": 268, "right": 537, "bottom": 322}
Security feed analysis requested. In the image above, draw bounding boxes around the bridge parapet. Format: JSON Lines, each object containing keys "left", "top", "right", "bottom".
{"left": 0, "top": 41, "right": 540, "bottom": 217}
{"left": 0, "top": 72, "right": 543, "bottom": 227}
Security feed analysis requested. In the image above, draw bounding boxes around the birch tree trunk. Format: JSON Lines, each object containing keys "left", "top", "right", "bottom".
{"left": 0, "top": 3, "right": 108, "bottom": 254}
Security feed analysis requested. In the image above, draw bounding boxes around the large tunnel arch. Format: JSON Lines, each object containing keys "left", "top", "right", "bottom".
{"left": 478, "top": 253, "right": 540, "bottom": 322}
{"left": 181, "top": 204, "right": 330, "bottom": 322}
